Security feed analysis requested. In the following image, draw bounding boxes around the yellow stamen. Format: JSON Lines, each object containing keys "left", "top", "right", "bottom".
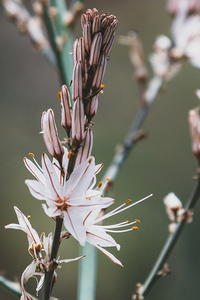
{"left": 135, "top": 219, "right": 141, "bottom": 224}
{"left": 106, "top": 177, "right": 110, "bottom": 180}
{"left": 125, "top": 199, "right": 132, "bottom": 204}
{"left": 68, "top": 152, "right": 72, "bottom": 159}
{"left": 98, "top": 182, "right": 102, "bottom": 188}
{"left": 58, "top": 91, "right": 61, "bottom": 100}
{"left": 101, "top": 195, "right": 104, "bottom": 197}
{"left": 27, "top": 215, "right": 31, "bottom": 220}
{"left": 132, "top": 226, "right": 139, "bottom": 230}
{"left": 51, "top": 171, "right": 53, "bottom": 174}
{"left": 88, "top": 158, "right": 92, "bottom": 164}
{"left": 101, "top": 84, "right": 105, "bottom": 89}
{"left": 87, "top": 197, "right": 91, "bottom": 200}
{"left": 29, "top": 153, "right": 35, "bottom": 157}
{"left": 126, "top": 220, "right": 130, "bottom": 224}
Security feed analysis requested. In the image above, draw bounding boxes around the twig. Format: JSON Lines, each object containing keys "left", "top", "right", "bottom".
{"left": 77, "top": 76, "right": 163, "bottom": 300}
{"left": 139, "top": 177, "right": 200, "bottom": 299}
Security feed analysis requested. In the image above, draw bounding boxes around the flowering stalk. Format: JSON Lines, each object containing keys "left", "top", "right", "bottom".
{"left": 138, "top": 178, "right": 200, "bottom": 299}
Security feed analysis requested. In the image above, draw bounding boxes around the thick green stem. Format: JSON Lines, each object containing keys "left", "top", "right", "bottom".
{"left": 77, "top": 244, "right": 97, "bottom": 300}
{"left": 77, "top": 76, "right": 163, "bottom": 300}
{"left": 140, "top": 178, "right": 200, "bottom": 298}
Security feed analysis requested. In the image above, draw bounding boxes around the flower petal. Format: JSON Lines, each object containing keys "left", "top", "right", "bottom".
{"left": 63, "top": 209, "right": 86, "bottom": 246}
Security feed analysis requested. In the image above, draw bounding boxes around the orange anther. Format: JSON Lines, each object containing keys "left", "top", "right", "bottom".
{"left": 125, "top": 199, "right": 132, "bottom": 204}
{"left": 29, "top": 153, "right": 35, "bottom": 157}
{"left": 58, "top": 91, "right": 61, "bottom": 100}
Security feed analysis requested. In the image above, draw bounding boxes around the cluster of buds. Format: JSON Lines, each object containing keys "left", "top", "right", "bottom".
{"left": 3, "top": 0, "right": 49, "bottom": 50}
{"left": 48, "top": 8, "right": 118, "bottom": 168}
{"left": 166, "top": 0, "right": 200, "bottom": 17}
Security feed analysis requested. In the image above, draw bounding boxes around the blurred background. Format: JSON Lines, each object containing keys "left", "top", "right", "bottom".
{"left": 1, "top": 0, "right": 200, "bottom": 299}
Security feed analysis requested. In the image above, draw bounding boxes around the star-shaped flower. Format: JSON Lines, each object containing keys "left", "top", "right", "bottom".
{"left": 24, "top": 151, "right": 114, "bottom": 246}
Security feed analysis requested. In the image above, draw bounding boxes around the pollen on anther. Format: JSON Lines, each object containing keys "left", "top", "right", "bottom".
{"left": 101, "top": 84, "right": 105, "bottom": 89}
{"left": 68, "top": 152, "right": 72, "bottom": 159}
{"left": 125, "top": 199, "right": 132, "bottom": 204}
{"left": 98, "top": 182, "right": 102, "bottom": 188}
{"left": 29, "top": 153, "right": 35, "bottom": 158}
{"left": 58, "top": 91, "right": 61, "bottom": 100}
{"left": 126, "top": 220, "right": 130, "bottom": 224}
{"left": 106, "top": 177, "right": 111, "bottom": 181}
{"left": 27, "top": 215, "right": 31, "bottom": 220}
{"left": 88, "top": 158, "right": 92, "bottom": 164}
{"left": 135, "top": 219, "right": 141, "bottom": 224}
{"left": 101, "top": 195, "right": 104, "bottom": 197}
{"left": 132, "top": 226, "right": 139, "bottom": 230}
{"left": 51, "top": 171, "right": 53, "bottom": 174}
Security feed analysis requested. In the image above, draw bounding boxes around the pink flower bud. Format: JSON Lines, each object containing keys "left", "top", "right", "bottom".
{"left": 61, "top": 85, "right": 72, "bottom": 136}
{"left": 72, "top": 61, "right": 83, "bottom": 101}
{"left": 72, "top": 98, "right": 86, "bottom": 144}
{"left": 75, "top": 128, "right": 93, "bottom": 168}
{"left": 41, "top": 109, "right": 64, "bottom": 164}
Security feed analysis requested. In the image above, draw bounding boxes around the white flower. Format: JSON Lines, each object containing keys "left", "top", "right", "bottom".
{"left": 83, "top": 195, "right": 152, "bottom": 266}
{"left": 5, "top": 208, "right": 85, "bottom": 299}
{"left": 171, "top": 4, "right": 200, "bottom": 68}
{"left": 24, "top": 151, "right": 114, "bottom": 246}
{"left": 5, "top": 206, "right": 42, "bottom": 256}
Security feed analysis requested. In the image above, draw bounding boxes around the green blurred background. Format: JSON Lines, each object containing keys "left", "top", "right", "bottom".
{"left": 1, "top": 0, "right": 200, "bottom": 299}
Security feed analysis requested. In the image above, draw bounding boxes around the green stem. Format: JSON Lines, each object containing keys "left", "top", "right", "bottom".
{"left": 77, "top": 244, "right": 97, "bottom": 300}
{"left": 43, "top": 218, "right": 63, "bottom": 300}
{"left": 0, "top": 275, "right": 38, "bottom": 299}
{"left": 141, "top": 178, "right": 200, "bottom": 298}
{"left": 77, "top": 76, "right": 163, "bottom": 300}
{"left": 42, "top": 2, "right": 68, "bottom": 85}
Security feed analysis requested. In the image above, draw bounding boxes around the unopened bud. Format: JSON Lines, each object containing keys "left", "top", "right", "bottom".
{"left": 41, "top": 109, "right": 64, "bottom": 164}
{"left": 83, "top": 21, "right": 92, "bottom": 54}
{"left": 163, "top": 192, "right": 183, "bottom": 222}
{"left": 86, "top": 95, "right": 98, "bottom": 121}
{"left": 92, "top": 15, "right": 101, "bottom": 35}
{"left": 188, "top": 107, "right": 200, "bottom": 162}
{"left": 72, "top": 61, "right": 83, "bottom": 101}
{"left": 72, "top": 98, "right": 86, "bottom": 144}
{"left": 89, "top": 32, "right": 102, "bottom": 67}
{"left": 75, "top": 128, "right": 93, "bottom": 168}
{"left": 61, "top": 85, "right": 72, "bottom": 136}
{"left": 92, "top": 54, "right": 107, "bottom": 92}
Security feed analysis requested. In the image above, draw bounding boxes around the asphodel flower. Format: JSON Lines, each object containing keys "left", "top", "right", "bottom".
{"left": 24, "top": 152, "right": 114, "bottom": 246}
{"left": 83, "top": 195, "right": 152, "bottom": 266}
{"left": 5, "top": 206, "right": 42, "bottom": 257}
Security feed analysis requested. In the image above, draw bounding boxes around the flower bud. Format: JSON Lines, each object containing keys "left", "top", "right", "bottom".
{"left": 61, "top": 85, "right": 72, "bottom": 136}
{"left": 89, "top": 32, "right": 102, "bottom": 67}
{"left": 188, "top": 107, "right": 200, "bottom": 161}
{"left": 83, "top": 21, "right": 92, "bottom": 54}
{"left": 86, "top": 95, "right": 98, "bottom": 121}
{"left": 92, "top": 15, "right": 101, "bottom": 35}
{"left": 163, "top": 192, "right": 184, "bottom": 222}
{"left": 41, "top": 109, "right": 64, "bottom": 164}
{"left": 72, "top": 98, "right": 86, "bottom": 144}
{"left": 92, "top": 54, "right": 107, "bottom": 92}
{"left": 75, "top": 128, "right": 93, "bottom": 168}
{"left": 72, "top": 61, "right": 83, "bottom": 101}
